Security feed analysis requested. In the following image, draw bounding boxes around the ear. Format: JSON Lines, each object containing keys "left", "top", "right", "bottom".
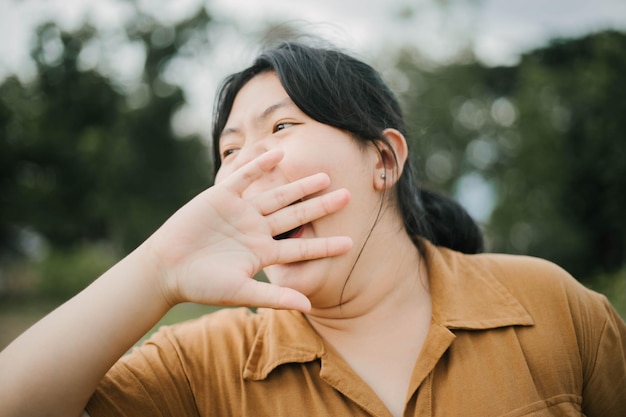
{"left": 373, "top": 128, "right": 409, "bottom": 191}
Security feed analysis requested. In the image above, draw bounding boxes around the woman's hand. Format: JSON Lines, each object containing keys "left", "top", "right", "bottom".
{"left": 0, "top": 150, "right": 351, "bottom": 417}
{"left": 144, "top": 150, "right": 352, "bottom": 312}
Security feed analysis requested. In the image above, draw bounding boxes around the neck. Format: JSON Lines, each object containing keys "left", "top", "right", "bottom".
{"left": 306, "top": 224, "right": 431, "bottom": 335}
{"left": 303, "top": 219, "right": 432, "bottom": 417}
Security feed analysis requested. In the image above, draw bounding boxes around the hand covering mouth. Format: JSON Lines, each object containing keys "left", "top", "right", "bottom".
{"left": 272, "top": 199, "right": 305, "bottom": 240}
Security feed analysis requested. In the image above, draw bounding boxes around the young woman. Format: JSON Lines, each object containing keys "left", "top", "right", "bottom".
{"left": 1, "top": 41, "right": 624, "bottom": 417}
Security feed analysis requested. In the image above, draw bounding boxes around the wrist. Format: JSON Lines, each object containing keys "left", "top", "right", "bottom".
{"left": 134, "top": 238, "right": 181, "bottom": 310}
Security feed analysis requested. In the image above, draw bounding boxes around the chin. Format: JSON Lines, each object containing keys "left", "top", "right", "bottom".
{"left": 264, "top": 260, "right": 331, "bottom": 297}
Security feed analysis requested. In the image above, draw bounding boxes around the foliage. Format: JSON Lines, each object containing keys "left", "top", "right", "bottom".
{"left": 498, "top": 31, "right": 626, "bottom": 279}
{"left": 36, "top": 243, "right": 118, "bottom": 298}
{"left": 588, "top": 267, "right": 626, "bottom": 319}
{"left": 396, "top": 30, "right": 626, "bottom": 281}
{"left": 0, "top": 9, "right": 214, "bottom": 274}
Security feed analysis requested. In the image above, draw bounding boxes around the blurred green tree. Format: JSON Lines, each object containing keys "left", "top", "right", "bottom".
{"left": 396, "top": 30, "right": 626, "bottom": 281}
{"left": 0, "top": 8, "right": 213, "bottom": 279}
{"left": 493, "top": 30, "right": 626, "bottom": 279}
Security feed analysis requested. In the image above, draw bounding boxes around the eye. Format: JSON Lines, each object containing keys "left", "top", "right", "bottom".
{"left": 221, "top": 148, "right": 239, "bottom": 160}
{"left": 273, "top": 122, "right": 294, "bottom": 133}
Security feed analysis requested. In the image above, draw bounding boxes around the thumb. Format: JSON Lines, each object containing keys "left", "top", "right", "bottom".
{"left": 234, "top": 279, "right": 311, "bottom": 312}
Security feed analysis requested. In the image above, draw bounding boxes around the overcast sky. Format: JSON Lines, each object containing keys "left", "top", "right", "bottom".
{"left": 1, "top": 0, "right": 625, "bottom": 137}
{"left": 2, "top": 0, "right": 625, "bottom": 74}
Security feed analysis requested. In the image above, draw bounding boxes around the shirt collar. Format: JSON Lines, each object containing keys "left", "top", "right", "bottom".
{"left": 244, "top": 242, "right": 534, "bottom": 380}
{"left": 243, "top": 309, "right": 324, "bottom": 381}
{"left": 424, "top": 239, "right": 534, "bottom": 330}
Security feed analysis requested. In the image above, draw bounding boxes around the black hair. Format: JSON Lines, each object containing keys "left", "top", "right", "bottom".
{"left": 211, "top": 41, "right": 483, "bottom": 255}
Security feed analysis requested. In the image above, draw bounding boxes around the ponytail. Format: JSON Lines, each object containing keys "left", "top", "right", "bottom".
{"left": 395, "top": 160, "right": 483, "bottom": 255}
{"left": 418, "top": 188, "right": 484, "bottom": 254}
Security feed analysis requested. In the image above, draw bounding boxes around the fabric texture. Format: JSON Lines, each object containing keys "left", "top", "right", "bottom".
{"left": 86, "top": 242, "right": 626, "bottom": 417}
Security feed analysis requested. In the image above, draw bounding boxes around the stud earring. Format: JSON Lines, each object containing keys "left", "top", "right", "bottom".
{"left": 380, "top": 173, "right": 386, "bottom": 180}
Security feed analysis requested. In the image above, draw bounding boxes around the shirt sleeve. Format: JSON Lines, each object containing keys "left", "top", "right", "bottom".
{"left": 580, "top": 295, "right": 626, "bottom": 416}
{"left": 85, "top": 327, "right": 201, "bottom": 417}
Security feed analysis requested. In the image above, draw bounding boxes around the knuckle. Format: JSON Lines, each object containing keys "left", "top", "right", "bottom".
{"left": 321, "top": 194, "right": 334, "bottom": 214}
{"left": 293, "top": 204, "right": 310, "bottom": 223}
{"left": 274, "top": 188, "right": 289, "bottom": 208}
{"left": 299, "top": 241, "right": 310, "bottom": 259}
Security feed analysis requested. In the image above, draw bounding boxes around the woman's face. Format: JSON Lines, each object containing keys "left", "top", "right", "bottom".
{"left": 215, "top": 72, "right": 384, "bottom": 305}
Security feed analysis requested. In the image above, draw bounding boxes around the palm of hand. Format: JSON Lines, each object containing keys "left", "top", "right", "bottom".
{"left": 144, "top": 150, "right": 352, "bottom": 312}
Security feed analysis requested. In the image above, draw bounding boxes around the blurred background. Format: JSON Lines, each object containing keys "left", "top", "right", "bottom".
{"left": 1, "top": 0, "right": 625, "bottom": 349}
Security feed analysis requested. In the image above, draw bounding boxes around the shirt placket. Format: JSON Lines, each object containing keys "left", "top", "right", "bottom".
{"left": 405, "top": 322, "right": 456, "bottom": 417}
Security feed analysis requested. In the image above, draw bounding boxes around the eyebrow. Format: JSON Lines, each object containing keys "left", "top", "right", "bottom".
{"left": 259, "top": 98, "right": 293, "bottom": 121}
{"left": 220, "top": 98, "right": 294, "bottom": 139}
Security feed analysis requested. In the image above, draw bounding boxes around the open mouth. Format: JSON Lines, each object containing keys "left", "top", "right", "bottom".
{"left": 273, "top": 225, "right": 304, "bottom": 240}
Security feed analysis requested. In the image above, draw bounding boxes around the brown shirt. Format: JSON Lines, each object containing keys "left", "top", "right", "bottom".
{"left": 86, "top": 244, "right": 626, "bottom": 416}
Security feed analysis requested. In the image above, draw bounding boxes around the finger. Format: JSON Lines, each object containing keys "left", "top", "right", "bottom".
{"left": 254, "top": 172, "right": 331, "bottom": 215}
{"left": 270, "top": 236, "right": 353, "bottom": 265}
{"left": 266, "top": 188, "right": 350, "bottom": 237}
{"left": 222, "top": 150, "right": 284, "bottom": 195}
{"left": 228, "top": 279, "right": 312, "bottom": 312}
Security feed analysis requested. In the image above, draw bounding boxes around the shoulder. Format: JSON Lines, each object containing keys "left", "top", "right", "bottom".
{"left": 430, "top": 246, "right": 626, "bottom": 416}
{"left": 151, "top": 307, "right": 266, "bottom": 355}
{"left": 451, "top": 250, "right": 616, "bottom": 331}
{"left": 461, "top": 252, "right": 626, "bottom": 415}
{"left": 144, "top": 307, "right": 310, "bottom": 365}
{"left": 461, "top": 250, "right": 573, "bottom": 284}
{"left": 460, "top": 250, "right": 596, "bottom": 302}
{"left": 110, "top": 308, "right": 263, "bottom": 379}
{"left": 119, "top": 308, "right": 275, "bottom": 393}
{"left": 430, "top": 243, "right": 613, "bottom": 324}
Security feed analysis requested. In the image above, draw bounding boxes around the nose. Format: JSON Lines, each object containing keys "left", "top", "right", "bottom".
{"left": 215, "top": 139, "right": 275, "bottom": 185}
{"left": 234, "top": 140, "right": 270, "bottom": 170}
{"left": 239, "top": 143, "right": 288, "bottom": 199}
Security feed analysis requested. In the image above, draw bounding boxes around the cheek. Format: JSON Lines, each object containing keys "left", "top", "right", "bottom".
{"left": 277, "top": 141, "right": 339, "bottom": 187}
{"left": 279, "top": 142, "right": 337, "bottom": 179}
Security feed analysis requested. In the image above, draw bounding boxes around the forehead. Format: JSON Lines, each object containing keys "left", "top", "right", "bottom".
{"left": 228, "top": 72, "right": 289, "bottom": 119}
